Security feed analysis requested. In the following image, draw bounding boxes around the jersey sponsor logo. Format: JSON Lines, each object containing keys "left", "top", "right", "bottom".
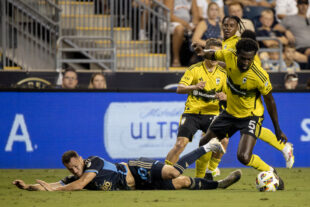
{"left": 101, "top": 180, "right": 112, "bottom": 191}
{"left": 226, "top": 77, "right": 258, "bottom": 97}
{"left": 192, "top": 89, "right": 216, "bottom": 101}
{"left": 226, "top": 78, "right": 247, "bottom": 96}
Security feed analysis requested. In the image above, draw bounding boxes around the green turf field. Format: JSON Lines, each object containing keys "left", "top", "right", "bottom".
{"left": 1, "top": 168, "right": 309, "bottom": 207}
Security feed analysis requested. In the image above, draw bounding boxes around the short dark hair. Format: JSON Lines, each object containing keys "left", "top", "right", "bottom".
{"left": 236, "top": 38, "right": 259, "bottom": 54}
{"left": 205, "top": 38, "right": 222, "bottom": 49}
{"left": 63, "top": 68, "right": 77, "bottom": 77}
{"left": 228, "top": 1, "right": 244, "bottom": 9}
{"left": 297, "top": 0, "right": 308, "bottom": 5}
{"left": 62, "top": 150, "right": 79, "bottom": 164}
{"left": 241, "top": 30, "right": 257, "bottom": 41}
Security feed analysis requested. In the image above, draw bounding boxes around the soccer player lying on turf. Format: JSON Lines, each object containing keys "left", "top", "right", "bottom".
{"left": 13, "top": 139, "right": 241, "bottom": 191}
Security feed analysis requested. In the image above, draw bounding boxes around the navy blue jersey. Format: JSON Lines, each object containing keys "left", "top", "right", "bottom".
{"left": 60, "top": 156, "right": 129, "bottom": 191}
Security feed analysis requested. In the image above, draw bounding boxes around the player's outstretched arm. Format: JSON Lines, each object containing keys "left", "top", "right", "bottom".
{"left": 37, "top": 172, "right": 96, "bottom": 191}
{"left": 13, "top": 179, "right": 62, "bottom": 191}
{"left": 191, "top": 43, "right": 216, "bottom": 60}
{"left": 177, "top": 82, "right": 206, "bottom": 94}
{"left": 263, "top": 92, "right": 288, "bottom": 144}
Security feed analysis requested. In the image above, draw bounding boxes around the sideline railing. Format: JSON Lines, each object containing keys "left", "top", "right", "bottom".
{"left": 0, "top": 0, "right": 61, "bottom": 70}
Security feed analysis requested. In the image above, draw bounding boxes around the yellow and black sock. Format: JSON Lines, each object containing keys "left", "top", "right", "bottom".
{"left": 259, "top": 127, "right": 285, "bottom": 151}
{"left": 195, "top": 152, "right": 212, "bottom": 178}
{"left": 246, "top": 154, "right": 272, "bottom": 171}
{"left": 208, "top": 157, "right": 221, "bottom": 172}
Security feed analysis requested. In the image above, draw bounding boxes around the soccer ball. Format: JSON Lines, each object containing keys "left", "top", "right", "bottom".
{"left": 256, "top": 171, "right": 279, "bottom": 192}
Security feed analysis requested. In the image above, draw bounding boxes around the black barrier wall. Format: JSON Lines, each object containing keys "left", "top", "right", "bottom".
{"left": 0, "top": 71, "right": 310, "bottom": 90}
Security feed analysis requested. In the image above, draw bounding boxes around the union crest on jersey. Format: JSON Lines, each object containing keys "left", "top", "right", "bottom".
{"left": 243, "top": 77, "right": 247, "bottom": 84}
{"left": 216, "top": 78, "right": 220, "bottom": 85}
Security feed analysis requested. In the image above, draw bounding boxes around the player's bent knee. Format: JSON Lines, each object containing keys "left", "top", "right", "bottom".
{"left": 174, "top": 138, "right": 188, "bottom": 152}
{"left": 162, "top": 165, "right": 181, "bottom": 180}
{"left": 237, "top": 152, "right": 251, "bottom": 165}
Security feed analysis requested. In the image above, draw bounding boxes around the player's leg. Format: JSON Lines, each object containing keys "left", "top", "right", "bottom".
{"left": 165, "top": 114, "right": 198, "bottom": 165}
{"left": 195, "top": 115, "right": 217, "bottom": 178}
{"left": 259, "top": 127, "right": 294, "bottom": 168}
{"left": 196, "top": 111, "right": 234, "bottom": 178}
{"left": 196, "top": 138, "right": 228, "bottom": 178}
{"left": 165, "top": 137, "right": 190, "bottom": 165}
{"left": 161, "top": 138, "right": 225, "bottom": 179}
{"left": 203, "top": 138, "right": 229, "bottom": 179}
{"left": 172, "top": 170, "right": 242, "bottom": 190}
{"left": 238, "top": 133, "right": 272, "bottom": 171}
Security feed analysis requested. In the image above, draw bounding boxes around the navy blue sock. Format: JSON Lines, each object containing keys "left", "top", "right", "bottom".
{"left": 189, "top": 177, "right": 218, "bottom": 190}
{"left": 173, "top": 147, "right": 206, "bottom": 174}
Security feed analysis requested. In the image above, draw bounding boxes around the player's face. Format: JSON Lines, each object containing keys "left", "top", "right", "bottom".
{"left": 222, "top": 18, "right": 238, "bottom": 40}
{"left": 237, "top": 50, "right": 256, "bottom": 72}
{"left": 206, "top": 45, "right": 221, "bottom": 67}
{"left": 65, "top": 156, "right": 84, "bottom": 177}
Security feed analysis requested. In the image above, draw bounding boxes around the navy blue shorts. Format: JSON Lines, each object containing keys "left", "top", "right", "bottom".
{"left": 128, "top": 157, "right": 175, "bottom": 190}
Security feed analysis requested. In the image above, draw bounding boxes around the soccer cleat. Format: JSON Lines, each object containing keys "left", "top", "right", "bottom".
{"left": 213, "top": 167, "right": 221, "bottom": 177}
{"left": 205, "top": 138, "right": 226, "bottom": 154}
{"left": 217, "top": 169, "right": 242, "bottom": 189}
{"left": 273, "top": 169, "right": 284, "bottom": 190}
{"left": 283, "top": 142, "right": 295, "bottom": 168}
{"left": 204, "top": 167, "right": 221, "bottom": 180}
{"left": 204, "top": 172, "right": 213, "bottom": 181}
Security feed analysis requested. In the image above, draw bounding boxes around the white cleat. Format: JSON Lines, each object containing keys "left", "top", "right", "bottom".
{"left": 212, "top": 167, "right": 221, "bottom": 177}
{"left": 283, "top": 142, "right": 295, "bottom": 168}
{"left": 207, "top": 138, "right": 226, "bottom": 154}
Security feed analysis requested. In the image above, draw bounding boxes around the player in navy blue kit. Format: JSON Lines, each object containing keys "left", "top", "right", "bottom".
{"left": 13, "top": 139, "right": 241, "bottom": 191}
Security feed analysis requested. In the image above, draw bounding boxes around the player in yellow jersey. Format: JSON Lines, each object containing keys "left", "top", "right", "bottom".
{"left": 165, "top": 39, "right": 227, "bottom": 166}
{"left": 195, "top": 17, "right": 294, "bottom": 181}
{"left": 193, "top": 38, "right": 287, "bottom": 189}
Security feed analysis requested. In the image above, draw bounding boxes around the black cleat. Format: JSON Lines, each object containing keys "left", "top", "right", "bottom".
{"left": 273, "top": 169, "right": 284, "bottom": 190}
{"left": 217, "top": 169, "right": 242, "bottom": 189}
{"left": 204, "top": 172, "right": 213, "bottom": 181}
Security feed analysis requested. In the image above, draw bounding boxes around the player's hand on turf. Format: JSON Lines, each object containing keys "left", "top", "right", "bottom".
{"left": 191, "top": 43, "right": 204, "bottom": 56}
{"left": 13, "top": 180, "right": 28, "bottom": 189}
{"left": 275, "top": 129, "right": 287, "bottom": 144}
{"left": 36, "top": 179, "right": 54, "bottom": 191}
{"left": 196, "top": 81, "right": 206, "bottom": 90}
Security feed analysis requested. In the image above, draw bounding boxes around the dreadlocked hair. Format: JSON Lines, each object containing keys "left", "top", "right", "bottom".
{"left": 222, "top": 15, "right": 245, "bottom": 34}
{"left": 236, "top": 38, "right": 259, "bottom": 54}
